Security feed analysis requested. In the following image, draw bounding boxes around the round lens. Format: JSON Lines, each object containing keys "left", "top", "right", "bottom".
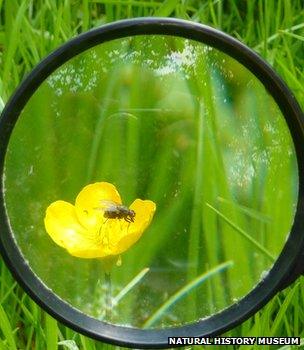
{"left": 1, "top": 20, "right": 303, "bottom": 348}
{"left": 3, "top": 34, "right": 298, "bottom": 329}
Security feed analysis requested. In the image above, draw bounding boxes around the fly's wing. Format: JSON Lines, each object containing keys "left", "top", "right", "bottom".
{"left": 97, "top": 200, "right": 119, "bottom": 211}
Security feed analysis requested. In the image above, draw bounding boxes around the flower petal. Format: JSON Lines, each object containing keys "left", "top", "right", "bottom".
{"left": 110, "top": 199, "right": 156, "bottom": 255}
{"left": 75, "top": 182, "right": 122, "bottom": 230}
{"left": 44, "top": 200, "right": 108, "bottom": 258}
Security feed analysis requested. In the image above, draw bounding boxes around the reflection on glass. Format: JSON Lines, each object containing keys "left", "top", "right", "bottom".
{"left": 3, "top": 35, "right": 298, "bottom": 328}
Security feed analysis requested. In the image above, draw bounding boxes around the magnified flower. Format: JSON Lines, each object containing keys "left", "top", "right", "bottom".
{"left": 44, "top": 182, "right": 156, "bottom": 260}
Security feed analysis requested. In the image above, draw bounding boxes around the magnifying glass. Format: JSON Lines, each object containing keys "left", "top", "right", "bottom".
{"left": 0, "top": 17, "right": 303, "bottom": 349}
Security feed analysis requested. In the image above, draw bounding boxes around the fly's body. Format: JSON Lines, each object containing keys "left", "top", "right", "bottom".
{"left": 100, "top": 200, "right": 136, "bottom": 223}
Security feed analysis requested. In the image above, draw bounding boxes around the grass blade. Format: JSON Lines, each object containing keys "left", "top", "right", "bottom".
{"left": 58, "top": 340, "right": 80, "bottom": 350}
{"left": 154, "top": 0, "right": 179, "bottom": 16}
{"left": 270, "top": 285, "right": 299, "bottom": 336}
{"left": 217, "top": 197, "right": 271, "bottom": 223}
{"left": 277, "top": 338, "right": 304, "bottom": 350}
{"left": 113, "top": 268, "right": 149, "bottom": 305}
{"left": 45, "top": 314, "right": 58, "bottom": 350}
{"left": 143, "top": 261, "right": 233, "bottom": 328}
{"left": 2, "top": 0, "right": 28, "bottom": 99}
{"left": 0, "top": 304, "right": 17, "bottom": 350}
{"left": 206, "top": 203, "right": 275, "bottom": 261}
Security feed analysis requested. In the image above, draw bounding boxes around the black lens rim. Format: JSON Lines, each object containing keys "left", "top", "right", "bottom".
{"left": 0, "top": 17, "right": 304, "bottom": 349}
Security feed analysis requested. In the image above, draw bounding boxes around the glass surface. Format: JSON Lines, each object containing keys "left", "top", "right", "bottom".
{"left": 3, "top": 35, "right": 298, "bottom": 328}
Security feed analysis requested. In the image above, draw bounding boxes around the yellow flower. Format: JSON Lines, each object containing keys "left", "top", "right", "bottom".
{"left": 44, "top": 182, "right": 156, "bottom": 259}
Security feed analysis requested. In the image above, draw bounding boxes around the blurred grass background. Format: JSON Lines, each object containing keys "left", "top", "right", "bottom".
{"left": 0, "top": 0, "right": 304, "bottom": 349}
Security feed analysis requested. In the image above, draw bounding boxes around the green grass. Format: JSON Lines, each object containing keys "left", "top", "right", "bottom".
{"left": 0, "top": 1, "right": 304, "bottom": 349}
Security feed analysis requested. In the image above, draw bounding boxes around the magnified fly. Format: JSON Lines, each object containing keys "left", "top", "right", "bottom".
{"left": 99, "top": 200, "right": 136, "bottom": 223}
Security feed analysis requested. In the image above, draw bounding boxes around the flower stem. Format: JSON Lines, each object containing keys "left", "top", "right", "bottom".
{"left": 104, "top": 272, "right": 112, "bottom": 321}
